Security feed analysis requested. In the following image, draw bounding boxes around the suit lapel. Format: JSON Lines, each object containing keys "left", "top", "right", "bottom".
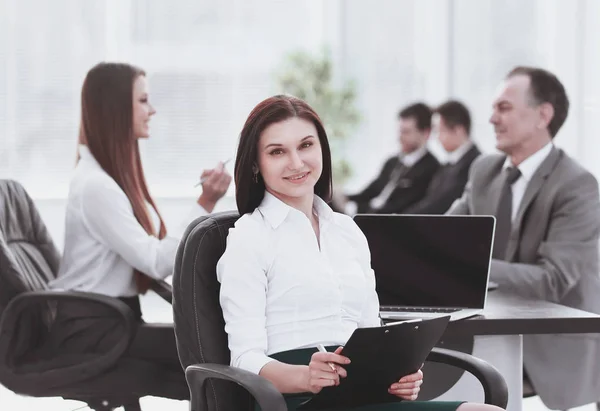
{"left": 457, "top": 145, "right": 481, "bottom": 170}
{"left": 483, "top": 160, "right": 506, "bottom": 217}
{"left": 430, "top": 145, "right": 480, "bottom": 193}
{"left": 506, "top": 147, "right": 562, "bottom": 260}
{"left": 396, "top": 152, "right": 433, "bottom": 188}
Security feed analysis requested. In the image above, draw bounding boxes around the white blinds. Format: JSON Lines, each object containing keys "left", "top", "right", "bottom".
{"left": 1, "top": 0, "right": 599, "bottom": 199}
{"left": 0, "top": 0, "right": 323, "bottom": 199}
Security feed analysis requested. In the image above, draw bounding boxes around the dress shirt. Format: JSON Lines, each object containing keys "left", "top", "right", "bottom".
{"left": 49, "top": 145, "right": 207, "bottom": 297}
{"left": 399, "top": 144, "right": 428, "bottom": 167}
{"left": 445, "top": 140, "right": 474, "bottom": 165}
{"left": 369, "top": 145, "right": 429, "bottom": 210}
{"left": 217, "top": 192, "right": 380, "bottom": 375}
{"left": 502, "top": 142, "right": 553, "bottom": 221}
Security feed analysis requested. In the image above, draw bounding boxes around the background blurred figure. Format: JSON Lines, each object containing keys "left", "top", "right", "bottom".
{"left": 345, "top": 103, "right": 439, "bottom": 214}
{"left": 53, "top": 62, "right": 231, "bottom": 298}
{"left": 448, "top": 66, "right": 600, "bottom": 410}
{"left": 47, "top": 62, "right": 231, "bottom": 401}
{"left": 403, "top": 100, "right": 480, "bottom": 214}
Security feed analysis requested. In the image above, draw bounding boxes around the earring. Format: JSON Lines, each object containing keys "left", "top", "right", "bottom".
{"left": 253, "top": 171, "right": 259, "bottom": 183}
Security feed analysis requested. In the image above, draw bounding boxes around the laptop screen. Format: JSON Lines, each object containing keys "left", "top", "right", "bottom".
{"left": 353, "top": 215, "right": 495, "bottom": 309}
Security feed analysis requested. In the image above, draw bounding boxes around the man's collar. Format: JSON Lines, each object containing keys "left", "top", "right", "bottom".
{"left": 399, "top": 145, "right": 428, "bottom": 167}
{"left": 446, "top": 140, "right": 474, "bottom": 164}
{"left": 502, "top": 142, "right": 554, "bottom": 182}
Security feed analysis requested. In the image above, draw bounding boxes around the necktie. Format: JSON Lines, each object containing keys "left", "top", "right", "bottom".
{"left": 492, "top": 166, "right": 522, "bottom": 260}
{"left": 369, "top": 162, "right": 406, "bottom": 210}
{"left": 390, "top": 161, "right": 407, "bottom": 183}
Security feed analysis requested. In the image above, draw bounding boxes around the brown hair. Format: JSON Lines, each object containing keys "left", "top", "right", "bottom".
{"left": 398, "top": 102, "right": 432, "bottom": 131}
{"left": 435, "top": 100, "right": 472, "bottom": 135}
{"left": 507, "top": 66, "right": 569, "bottom": 138}
{"left": 234, "top": 95, "right": 333, "bottom": 215}
{"left": 79, "top": 62, "right": 164, "bottom": 293}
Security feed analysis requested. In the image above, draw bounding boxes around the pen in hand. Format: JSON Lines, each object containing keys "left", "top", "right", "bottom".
{"left": 317, "top": 344, "right": 338, "bottom": 373}
{"left": 194, "top": 158, "right": 232, "bottom": 187}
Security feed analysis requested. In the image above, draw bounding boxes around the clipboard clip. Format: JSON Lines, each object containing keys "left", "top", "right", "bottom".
{"left": 384, "top": 318, "right": 422, "bottom": 327}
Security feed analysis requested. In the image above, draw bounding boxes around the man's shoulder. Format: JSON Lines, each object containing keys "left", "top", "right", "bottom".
{"left": 383, "top": 155, "right": 399, "bottom": 166}
{"left": 423, "top": 150, "right": 441, "bottom": 165}
{"left": 465, "top": 143, "right": 482, "bottom": 163}
{"left": 471, "top": 152, "right": 505, "bottom": 168}
{"left": 556, "top": 149, "right": 593, "bottom": 175}
{"left": 468, "top": 152, "right": 506, "bottom": 179}
{"left": 410, "top": 150, "right": 441, "bottom": 171}
{"left": 552, "top": 149, "right": 598, "bottom": 187}
{"left": 451, "top": 144, "right": 482, "bottom": 173}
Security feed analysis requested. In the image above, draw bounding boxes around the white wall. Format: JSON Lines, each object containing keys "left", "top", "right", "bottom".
{"left": 340, "top": 0, "right": 600, "bottom": 191}
{"left": 2, "top": 0, "right": 599, "bottom": 244}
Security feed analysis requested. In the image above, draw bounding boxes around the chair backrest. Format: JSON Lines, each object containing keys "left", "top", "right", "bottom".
{"left": 172, "top": 211, "right": 252, "bottom": 411}
{"left": 0, "top": 179, "right": 60, "bottom": 316}
{"left": 0, "top": 179, "right": 61, "bottom": 367}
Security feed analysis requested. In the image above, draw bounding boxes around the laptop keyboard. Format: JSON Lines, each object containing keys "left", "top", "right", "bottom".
{"left": 380, "top": 306, "right": 460, "bottom": 313}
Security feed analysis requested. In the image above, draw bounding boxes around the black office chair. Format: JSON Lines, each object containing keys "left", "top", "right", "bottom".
{"left": 0, "top": 179, "right": 181, "bottom": 411}
{"left": 172, "top": 211, "right": 509, "bottom": 411}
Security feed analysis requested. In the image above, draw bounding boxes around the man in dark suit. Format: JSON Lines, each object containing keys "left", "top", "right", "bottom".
{"left": 346, "top": 102, "right": 440, "bottom": 214}
{"left": 449, "top": 66, "right": 600, "bottom": 410}
{"left": 403, "top": 100, "right": 480, "bottom": 214}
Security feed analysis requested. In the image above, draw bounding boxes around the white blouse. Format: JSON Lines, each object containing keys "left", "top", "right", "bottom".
{"left": 217, "top": 192, "right": 381, "bottom": 375}
{"left": 50, "top": 145, "right": 207, "bottom": 297}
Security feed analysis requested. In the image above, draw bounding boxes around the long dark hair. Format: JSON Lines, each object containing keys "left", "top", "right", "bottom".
{"left": 235, "top": 95, "right": 333, "bottom": 215}
{"left": 79, "top": 62, "right": 165, "bottom": 292}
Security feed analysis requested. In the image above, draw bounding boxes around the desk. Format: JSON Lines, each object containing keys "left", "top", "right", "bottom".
{"left": 161, "top": 276, "right": 600, "bottom": 410}
{"left": 428, "top": 291, "right": 600, "bottom": 411}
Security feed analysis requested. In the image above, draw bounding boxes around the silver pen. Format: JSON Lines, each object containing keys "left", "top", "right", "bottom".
{"left": 194, "top": 158, "right": 232, "bottom": 187}
{"left": 317, "top": 343, "right": 338, "bottom": 372}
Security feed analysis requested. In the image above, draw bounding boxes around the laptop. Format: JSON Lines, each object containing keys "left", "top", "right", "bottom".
{"left": 353, "top": 214, "right": 496, "bottom": 321}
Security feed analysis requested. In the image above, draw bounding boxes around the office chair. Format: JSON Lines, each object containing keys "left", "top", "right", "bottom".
{"left": 172, "top": 211, "right": 509, "bottom": 411}
{"left": 0, "top": 179, "right": 181, "bottom": 411}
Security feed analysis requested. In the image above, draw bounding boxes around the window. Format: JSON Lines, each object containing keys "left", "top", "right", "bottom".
{"left": 1, "top": 0, "right": 599, "bottom": 199}
{"left": 0, "top": 0, "right": 326, "bottom": 198}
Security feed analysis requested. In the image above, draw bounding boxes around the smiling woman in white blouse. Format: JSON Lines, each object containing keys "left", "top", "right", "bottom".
{"left": 217, "top": 95, "right": 502, "bottom": 411}
{"left": 47, "top": 62, "right": 231, "bottom": 401}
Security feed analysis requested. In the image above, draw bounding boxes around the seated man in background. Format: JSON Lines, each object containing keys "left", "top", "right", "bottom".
{"left": 345, "top": 102, "right": 440, "bottom": 214}
{"left": 448, "top": 66, "right": 600, "bottom": 410}
{"left": 403, "top": 100, "right": 480, "bottom": 214}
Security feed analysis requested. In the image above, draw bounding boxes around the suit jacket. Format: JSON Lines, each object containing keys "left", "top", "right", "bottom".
{"left": 348, "top": 151, "right": 440, "bottom": 214}
{"left": 448, "top": 147, "right": 600, "bottom": 409}
{"left": 404, "top": 144, "right": 481, "bottom": 214}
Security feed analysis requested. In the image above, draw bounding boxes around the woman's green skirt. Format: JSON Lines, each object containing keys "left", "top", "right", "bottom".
{"left": 255, "top": 347, "right": 465, "bottom": 411}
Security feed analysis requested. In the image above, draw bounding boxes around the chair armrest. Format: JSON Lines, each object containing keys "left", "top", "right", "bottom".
{"left": 0, "top": 290, "right": 136, "bottom": 389}
{"left": 150, "top": 279, "right": 173, "bottom": 304}
{"left": 184, "top": 352, "right": 507, "bottom": 410}
{"left": 186, "top": 363, "right": 287, "bottom": 411}
{"left": 426, "top": 347, "right": 508, "bottom": 408}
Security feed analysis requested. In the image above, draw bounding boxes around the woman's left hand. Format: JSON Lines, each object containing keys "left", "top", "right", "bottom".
{"left": 388, "top": 369, "right": 423, "bottom": 400}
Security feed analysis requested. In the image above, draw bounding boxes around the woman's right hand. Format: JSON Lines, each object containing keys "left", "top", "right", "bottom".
{"left": 197, "top": 162, "right": 232, "bottom": 212}
{"left": 306, "top": 346, "right": 350, "bottom": 393}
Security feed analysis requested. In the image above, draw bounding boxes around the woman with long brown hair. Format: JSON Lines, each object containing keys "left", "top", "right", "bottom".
{"left": 217, "top": 95, "right": 502, "bottom": 411}
{"left": 48, "top": 62, "right": 231, "bottom": 401}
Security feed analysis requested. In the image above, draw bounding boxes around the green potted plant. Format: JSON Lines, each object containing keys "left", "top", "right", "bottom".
{"left": 274, "top": 47, "right": 361, "bottom": 187}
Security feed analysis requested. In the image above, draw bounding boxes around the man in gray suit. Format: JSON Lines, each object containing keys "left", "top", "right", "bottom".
{"left": 449, "top": 66, "right": 600, "bottom": 410}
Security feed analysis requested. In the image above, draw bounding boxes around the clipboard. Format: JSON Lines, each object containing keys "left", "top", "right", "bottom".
{"left": 297, "top": 315, "right": 450, "bottom": 410}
